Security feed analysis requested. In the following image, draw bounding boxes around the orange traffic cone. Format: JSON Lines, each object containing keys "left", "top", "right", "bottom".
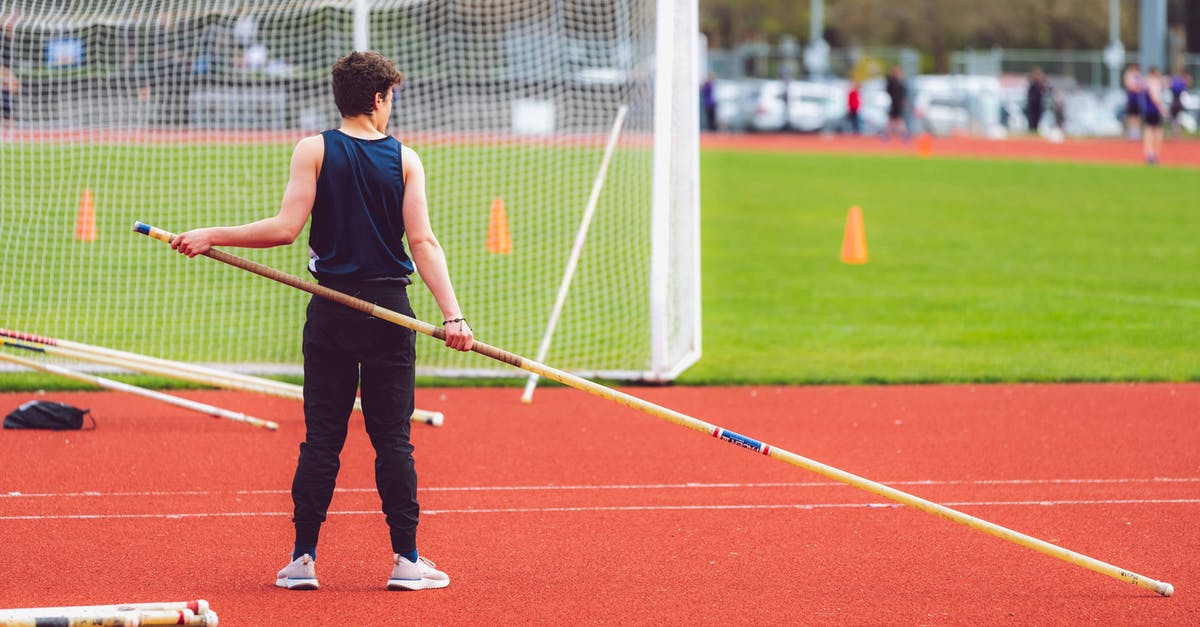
{"left": 840, "top": 206, "right": 867, "bottom": 264}
{"left": 74, "top": 188, "right": 97, "bottom": 242}
{"left": 917, "top": 132, "right": 933, "bottom": 158}
{"left": 486, "top": 197, "right": 511, "bottom": 254}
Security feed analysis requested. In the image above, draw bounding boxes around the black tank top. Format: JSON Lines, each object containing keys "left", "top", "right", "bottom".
{"left": 308, "top": 129, "right": 412, "bottom": 279}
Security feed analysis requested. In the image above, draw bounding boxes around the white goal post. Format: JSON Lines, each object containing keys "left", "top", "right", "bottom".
{"left": 0, "top": 0, "right": 700, "bottom": 382}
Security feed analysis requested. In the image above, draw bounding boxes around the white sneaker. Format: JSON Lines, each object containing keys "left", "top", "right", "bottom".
{"left": 275, "top": 553, "right": 319, "bottom": 590}
{"left": 387, "top": 554, "right": 450, "bottom": 590}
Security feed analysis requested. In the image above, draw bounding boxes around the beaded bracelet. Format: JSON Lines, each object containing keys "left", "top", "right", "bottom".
{"left": 443, "top": 317, "right": 467, "bottom": 325}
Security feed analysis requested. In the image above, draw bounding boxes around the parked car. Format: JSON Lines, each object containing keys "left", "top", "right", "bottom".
{"left": 854, "top": 78, "right": 892, "bottom": 134}
{"left": 912, "top": 92, "right": 972, "bottom": 136}
{"left": 1169, "top": 88, "right": 1197, "bottom": 133}
{"left": 712, "top": 78, "right": 748, "bottom": 131}
{"left": 1063, "top": 90, "right": 1122, "bottom": 137}
{"left": 746, "top": 80, "right": 846, "bottom": 132}
{"left": 911, "top": 74, "right": 1014, "bottom": 137}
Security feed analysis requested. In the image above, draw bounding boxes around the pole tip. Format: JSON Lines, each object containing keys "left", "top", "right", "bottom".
{"left": 431, "top": 413, "right": 445, "bottom": 427}
{"left": 1157, "top": 582, "right": 1174, "bottom": 597}
{"left": 132, "top": 221, "right": 150, "bottom": 235}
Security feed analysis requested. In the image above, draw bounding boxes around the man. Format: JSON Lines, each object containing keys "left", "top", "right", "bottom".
{"left": 845, "top": 80, "right": 861, "bottom": 134}
{"left": 883, "top": 65, "right": 907, "bottom": 141}
{"left": 1167, "top": 68, "right": 1190, "bottom": 138}
{"left": 1, "top": 10, "right": 19, "bottom": 126}
{"left": 1122, "top": 63, "right": 1143, "bottom": 141}
{"left": 699, "top": 74, "right": 716, "bottom": 131}
{"left": 170, "top": 51, "right": 473, "bottom": 591}
{"left": 1025, "top": 66, "right": 1046, "bottom": 133}
{"left": 1140, "top": 66, "right": 1165, "bottom": 165}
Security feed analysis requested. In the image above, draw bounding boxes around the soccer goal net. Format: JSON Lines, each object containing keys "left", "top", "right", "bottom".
{"left": 0, "top": 0, "right": 700, "bottom": 381}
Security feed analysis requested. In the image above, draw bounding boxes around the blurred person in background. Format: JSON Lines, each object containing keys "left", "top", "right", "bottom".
{"left": 700, "top": 74, "right": 716, "bottom": 131}
{"left": 0, "top": 9, "right": 18, "bottom": 127}
{"left": 845, "top": 80, "right": 861, "bottom": 134}
{"left": 1025, "top": 67, "right": 1046, "bottom": 132}
{"left": 883, "top": 65, "right": 908, "bottom": 140}
{"left": 1122, "top": 63, "right": 1143, "bottom": 141}
{"left": 1141, "top": 66, "right": 1165, "bottom": 165}
{"left": 1168, "top": 68, "right": 1190, "bottom": 138}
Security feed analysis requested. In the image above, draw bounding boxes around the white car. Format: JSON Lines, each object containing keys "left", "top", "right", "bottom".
{"left": 911, "top": 74, "right": 1013, "bottom": 137}
{"left": 1063, "top": 91, "right": 1122, "bottom": 137}
{"left": 747, "top": 80, "right": 846, "bottom": 132}
{"left": 912, "top": 92, "right": 972, "bottom": 136}
{"left": 854, "top": 79, "right": 892, "bottom": 134}
{"left": 1170, "top": 89, "right": 1197, "bottom": 133}
{"left": 712, "top": 79, "right": 747, "bottom": 131}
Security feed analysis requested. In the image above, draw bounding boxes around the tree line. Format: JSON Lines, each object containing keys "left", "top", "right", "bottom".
{"left": 701, "top": 0, "right": 1198, "bottom": 72}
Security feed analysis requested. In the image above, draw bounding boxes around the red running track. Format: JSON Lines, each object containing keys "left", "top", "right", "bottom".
{"left": 0, "top": 384, "right": 1197, "bottom": 624}
{"left": 701, "top": 132, "right": 1200, "bottom": 168}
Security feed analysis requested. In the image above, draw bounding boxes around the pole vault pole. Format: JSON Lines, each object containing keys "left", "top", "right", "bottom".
{"left": 0, "top": 346, "right": 278, "bottom": 431}
{"left": 0, "top": 329, "right": 443, "bottom": 426}
{"left": 133, "top": 220, "right": 1174, "bottom": 597}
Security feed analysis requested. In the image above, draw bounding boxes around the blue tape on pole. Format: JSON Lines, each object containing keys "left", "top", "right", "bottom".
{"left": 715, "top": 429, "right": 770, "bottom": 455}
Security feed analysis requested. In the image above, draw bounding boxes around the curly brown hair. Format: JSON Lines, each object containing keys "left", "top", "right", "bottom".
{"left": 330, "top": 51, "right": 405, "bottom": 118}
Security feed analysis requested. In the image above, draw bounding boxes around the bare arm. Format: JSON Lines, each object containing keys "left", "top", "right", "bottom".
{"left": 402, "top": 146, "right": 474, "bottom": 352}
{"left": 171, "top": 135, "right": 322, "bottom": 257}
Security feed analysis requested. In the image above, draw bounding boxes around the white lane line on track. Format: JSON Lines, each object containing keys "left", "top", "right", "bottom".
{"left": 4, "top": 477, "right": 1198, "bottom": 499}
{"left": 2, "top": 499, "right": 1199, "bottom": 521}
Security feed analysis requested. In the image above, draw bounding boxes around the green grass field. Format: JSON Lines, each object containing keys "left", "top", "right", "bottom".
{"left": 0, "top": 140, "right": 653, "bottom": 379}
{"left": 3, "top": 147, "right": 1197, "bottom": 389}
{"left": 683, "top": 150, "right": 1200, "bottom": 384}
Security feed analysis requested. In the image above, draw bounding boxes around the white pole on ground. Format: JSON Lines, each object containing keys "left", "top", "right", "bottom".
{"left": 0, "top": 350, "right": 278, "bottom": 431}
{"left": 0, "top": 329, "right": 443, "bottom": 426}
{"left": 520, "top": 105, "right": 629, "bottom": 403}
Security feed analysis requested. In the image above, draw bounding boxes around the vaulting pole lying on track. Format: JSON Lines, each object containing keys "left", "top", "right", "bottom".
{"left": 0, "top": 347, "right": 278, "bottom": 431}
{"left": 0, "top": 609, "right": 215, "bottom": 627}
{"left": 0, "top": 600, "right": 209, "bottom": 616}
{"left": 0, "top": 599, "right": 217, "bottom": 627}
{"left": 133, "top": 220, "right": 1174, "bottom": 597}
{"left": 0, "top": 328, "right": 443, "bottom": 427}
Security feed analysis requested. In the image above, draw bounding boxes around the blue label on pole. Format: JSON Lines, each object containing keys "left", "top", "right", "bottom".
{"left": 717, "top": 429, "right": 766, "bottom": 454}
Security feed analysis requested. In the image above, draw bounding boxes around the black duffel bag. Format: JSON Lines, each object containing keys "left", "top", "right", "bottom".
{"left": 3, "top": 400, "right": 96, "bottom": 430}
